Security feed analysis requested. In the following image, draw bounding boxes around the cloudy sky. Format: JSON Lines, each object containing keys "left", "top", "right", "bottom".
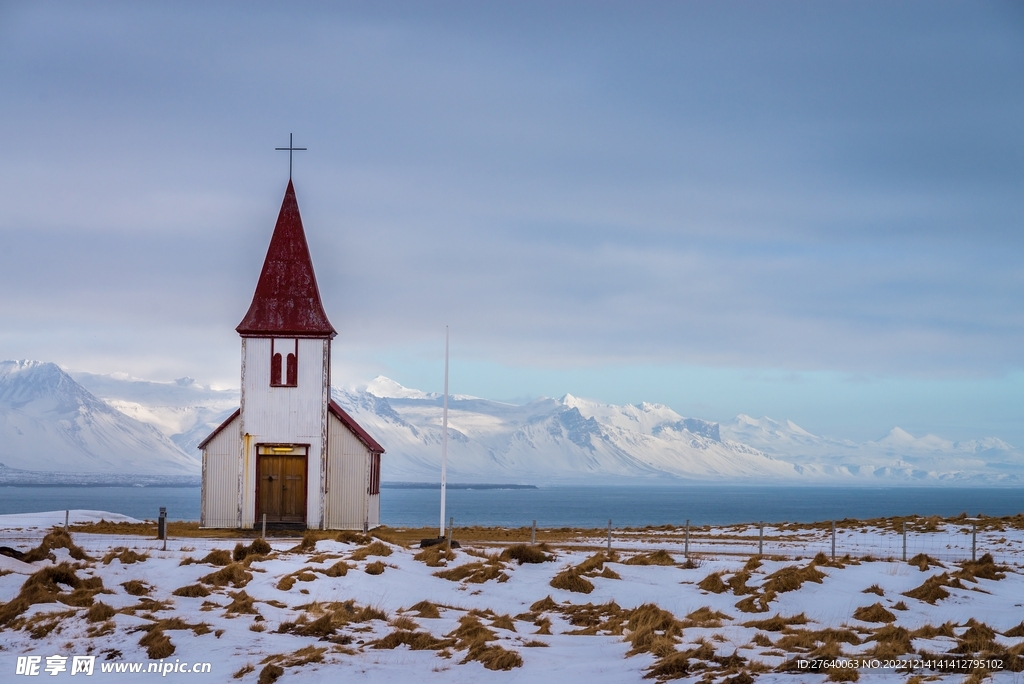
{"left": 1, "top": 1, "right": 1022, "bottom": 444}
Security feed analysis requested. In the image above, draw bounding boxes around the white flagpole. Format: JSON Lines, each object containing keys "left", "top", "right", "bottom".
{"left": 439, "top": 326, "right": 449, "bottom": 539}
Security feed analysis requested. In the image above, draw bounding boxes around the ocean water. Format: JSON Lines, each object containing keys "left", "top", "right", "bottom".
{"left": 1, "top": 485, "right": 1023, "bottom": 528}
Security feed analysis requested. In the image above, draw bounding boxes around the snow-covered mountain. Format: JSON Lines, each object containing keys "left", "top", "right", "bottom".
{"left": 0, "top": 361, "right": 201, "bottom": 477}
{"left": 4, "top": 362, "right": 1021, "bottom": 484}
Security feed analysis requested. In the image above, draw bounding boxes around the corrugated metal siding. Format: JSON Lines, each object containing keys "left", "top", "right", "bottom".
{"left": 201, "top": 414, "right": 240, "bottom": 528}
{"left": 325, "top": 410, "right": 372, "bottom": 529}
{"left": 367, "top": 493, "right": 380, "bottom": 528}
{"left": 240, "top": 337, "right": 329, "bottom": 528}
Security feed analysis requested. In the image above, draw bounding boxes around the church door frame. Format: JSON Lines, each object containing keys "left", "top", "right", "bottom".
{"left": 255, "top": 443, "right": 309, "bottom": 525}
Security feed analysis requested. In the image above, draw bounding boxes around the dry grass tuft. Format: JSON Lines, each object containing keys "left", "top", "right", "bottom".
{"left": 232, "top": 664, "right": 255, "bottom": 679}
{"left": 414, "top": 545, "right": 455, "bottom": 567}
{"left": 0, "top": 562, "right": 105, "bottom": 626}
{"left": 903, "top": 573, "right": 956, "bottom": 604}
{"left": 763, "top": 564, "right": 826, "bottom": 594}
{"left": 446, "top": 615, "right": 523, "bottom": 670}
{"left": 911, "top": 622, "right": 956, "bottom": 639}
{"left": 625, "top": 603, "right": 683, "bottom": 656}
{"left": 321, "top": 560, "right": 350, "bottom": 577}
{"left": 500, "top": 544, "right": 552, "bottom": 565}
{"left": 434, "top": 560, "right": 506, "bottom": 584}
{"left": 490, "top": 614, "right": 516, "bottom": 631}
{"left": 530, "top": 596, "right": 559, "bottom": 612}
{"left": 86, "top": 601, "right": 116, "bottom": 623}
{"left": 172, "top": 583, "right": 211, "bottom": 598}
{"left": 1003, "top": 622, "right": 1024, "bottom": 638}
{"left": 727, "top": 570, "right": 755, "bottom": 595}
{"left": 907, "top": 553, "right": 944, "bottom": 571}
{"left": 866, "top": 625, "right": 912, "bottom": 656}
{"left": 862, "top": 584, "right": 884, "bottom": 596}
{"left": 408, "top": 600, "right": 442, "bottom": 619}
{"left": 364, "top": 560, "right": 386, "bottom": 575}
{"left": 225, "top": 591, "right": 258, "bottom": 615}
{"left": 853, "top": 603, "right": 896, "bottom": 623}
{"left": 576, "top": 551, "right": 617, "bottom": 574}
{"left": 644, "top": 651, "right": 690, "bottom": 680}
{"left": 741, "top": 613, "right": 808, "bottom": 631}
{"left": 954, "top": 619, "right": 999, "bottom": 654}
{"left": 201, "top": 563, "right": 252, "bottom": 588}
{"left": 257, "top": 663, "right": 283, "bottom": 684}
{"left": 373, "top": 629, "right": 448, "bottom": 650}
{"left": 684, "top": 606, "right": 733, "bottom": 628}
{"left": 698, "top": 572, "right": 729, "bottom": 593}
{"left": 956, "top": 554, "right": 1007, "bottom": 582}
{"left": 199, "top": 549, "right": 232, "bottom": 566}
{"left": 139, "top": 626, "right": 175, "bottom": 659}
{"left": 550, "top": 567, "right": 595, "bottom": 594}
{"left": 102, "top": 547, "right": 149, "bottom": 565}
{"left": 390, "top": 615, "right": 419, "bottom": 631}
{"left": 336, "top": 530, "right": 372, "bottom": 545}
{"left": 233, "top": 539, "right": 272, "bottom": 562}
{"left": 22, "top": 528, "right": 91, "bottom": 563}
{"left": 290, "top": 531, "right": 320, "bottom": 553}
{"left": 275, "top": 576, "right": 296, "bottom": 591}
{"left": 350, "top": 540, "right": 393, "bottom": 560}
{"left": 624, "top": 550, "right": 675, "bottom": 566}
{"left": 121, "top": 580, "right": 150, "bottom": 596}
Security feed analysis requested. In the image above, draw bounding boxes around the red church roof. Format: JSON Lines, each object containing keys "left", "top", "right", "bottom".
{"left": 236, "top": 181, "right": 337, "bottom": 338}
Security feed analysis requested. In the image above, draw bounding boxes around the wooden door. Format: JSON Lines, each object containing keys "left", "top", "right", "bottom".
{"left": 258, "top": 454, "right": 306, "bottom": 523}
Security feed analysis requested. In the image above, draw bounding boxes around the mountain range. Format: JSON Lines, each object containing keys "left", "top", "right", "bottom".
{"left": 1, "top": 359, "right": 1021, "bottom": 484}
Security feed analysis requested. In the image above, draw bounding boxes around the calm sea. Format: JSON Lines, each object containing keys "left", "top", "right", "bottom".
{"left": 1, "top": 485, "right": 1022, "bottom": 527}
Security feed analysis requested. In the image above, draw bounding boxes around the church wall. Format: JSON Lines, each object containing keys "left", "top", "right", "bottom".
{"left": 324, "top": 411, "right": 374, "bottom": 530}
{"left": 200, "top": 415, "right": 241, "bottom": 528}
{"left": 240, "top": 337, "right": 330, "bottom": 528}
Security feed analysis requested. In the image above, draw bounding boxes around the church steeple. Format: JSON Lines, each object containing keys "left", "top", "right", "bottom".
{"left": 236, "top": 180, "right": 336, "bottom": 338}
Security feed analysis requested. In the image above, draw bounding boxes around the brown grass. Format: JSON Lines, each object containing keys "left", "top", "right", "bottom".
{"left": 954, "top": 619, "right": 999, "bottom": 654}
{"left": 233, "top": 539, "right": 272, "bottom": 562}
{"left": 624, "top": 550, "right": 676, "bottom": 566}
{"left": 121, "top": 580, "right": 150, "bottom": 596}
{"left": 908, "top": 553, "right": 944, "bottom": 571}
{"left": 853, "top": 603, "right": 896, "bottom": 623}
{"left": 500, "top": 544, "right": 552, "bottom": 565}
{"left": 1003, "top": 622, "right": 1024, "bottom": 638}
{"left": 232, "top": 664, "right": 255, "bottom": 679}
{"left": 866, "top": 625, "right": 912, "bottom": 656}
{"left": 741, "top": 613, "right": 808, "bottom": 631}
{"left": 199, "top": 549, "right": 232, "bottom": 566}
{"left": 445, "top": 615, "right": 523, "bottom": 670}
{"left": 321, "top": 560, "right": 350, "bottom": 577}
{"left": 911, "top": 622, "right": 956, "bottom": 639}
{"left": 862, "top": 584, "right": 884, "bottom": 596}
{"left": 172, "top": 583, "right": 211, "bottom": 598}
{"left": 336, "top": 530, "right": 372, "bottom": 544}
{"left": 226, "top": 591, "right": 258, "bottom": 615}
{"left": 625, "top": 603, "right": 683, "bottom": 656}
{"left": 414, "top": 545, "right": 455, "bottom": 567}
{"left": 435, "top": 561, "right": 507, "bottom": 584}
{"left": 550, "top": 567, "right": 595, "bottom": 594}
{"left": 201, "top": 563, "right": 252, "bottom": 588}
{"left": 275, "top": 576, "right": 296, "bottom": 591}
{"left": 698, "top": 572, "right": 729, "bottom": 593}
{"left": 956, "top": 554, "right": 1007, "bottom": 582}
{"left": 22, "top": 528, "right": 91, "bottom": 562}
{"left": 0, "top": 562, "right": 105, "bottom": 626}
{"left": 365, "top": 560, "right": 386, "bottom": 575}
{"left": 86, "top": 602, "right": 116, "bottom": 622}
{"left": 139, "top": 627, "right": 175, "bottom": 659}
{"left": 762, "top": 564, "right": 826, "bottom": 594}
{"left": 350, "top": 541, "right": 393, "bottom": 560}
{"left": 728, "top": 570, "right": 755, "bottom": 595}
{"left": 903, "top": 573, "right": 955, "bottom": 604}
{"left": 684, "top": 606, "right": 733, "bottom": 628}
{"left": 373, "top": 629, "right": 449, "bottom": 650}
{"left": 407, "top": 600, "right": 442, "bottom": 619}
{"left": 257, "top": 664, "right": 283, "bottom": 684}
{"left": 102, "top": 547, "right": 149, "bottom": 565}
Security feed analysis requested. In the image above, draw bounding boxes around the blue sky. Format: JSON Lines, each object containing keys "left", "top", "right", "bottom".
{"left": 1, "top": 2, "right": 1022, "bottom": 444}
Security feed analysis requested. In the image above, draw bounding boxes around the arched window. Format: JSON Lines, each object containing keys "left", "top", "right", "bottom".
{"left": 271, "top": 339, "right": 298, "bottom": 387}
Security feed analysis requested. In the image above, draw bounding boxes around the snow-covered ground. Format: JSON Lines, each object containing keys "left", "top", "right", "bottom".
{"left": 1, "top": 511, "right": 1023, "bottom": 683}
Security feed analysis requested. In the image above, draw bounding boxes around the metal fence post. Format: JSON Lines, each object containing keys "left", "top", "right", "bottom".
{"left": 831, "top": 521, "right": 836, "bottom": 560}
{"left": 685, "top": 519, "right": 690, "bottom": 558}
{"left": 262, "top": 514, "right": 267, "bottom": 539}
{"left": 607, "top": 519, "right": 612, "bottom": 552}
{"left": 531, "top": 520, "right": 536, "bottom": 545}
{"left": 64, "top": 510, "right": 69, "bottom": 532}
{"left": 758, "top": 522, "right": 764, "bottom": 556}
{"left": 447, "top": 517, "right": 453, "bottom": 548}
{"left": 972, "top": 524, "right": 977, "bottom": 562}
{"left": 902, "top": 522, "right": 907, "bottom": 562}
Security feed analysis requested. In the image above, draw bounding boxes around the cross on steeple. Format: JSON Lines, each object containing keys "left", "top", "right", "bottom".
{"left": 275, "top": 133, "right": 307, "bottom": 179}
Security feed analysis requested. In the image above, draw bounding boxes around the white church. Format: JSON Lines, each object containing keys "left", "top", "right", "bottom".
{"left": 198, "top": 180, "right": 384, "bottom": 530}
